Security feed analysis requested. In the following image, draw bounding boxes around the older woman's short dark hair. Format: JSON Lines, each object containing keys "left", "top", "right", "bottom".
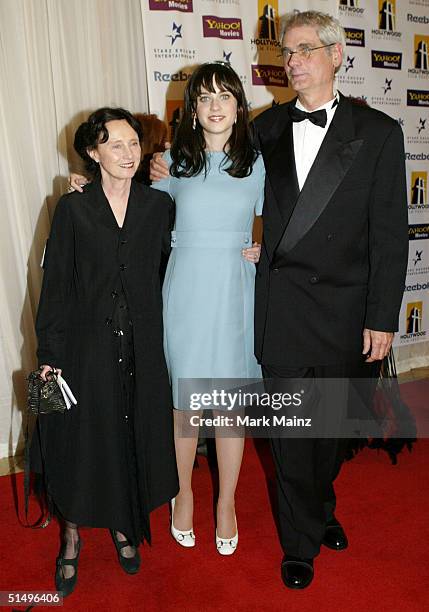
{"left": 74, "top": 107, "right": 144, "bottom": 177}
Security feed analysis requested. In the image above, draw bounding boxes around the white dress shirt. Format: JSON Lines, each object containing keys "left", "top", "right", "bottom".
{"left": 293, "top": 92, "right": 339, "bottom": 191}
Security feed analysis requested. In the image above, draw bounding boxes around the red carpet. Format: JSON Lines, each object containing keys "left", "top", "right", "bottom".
{"left": 1, "top": 379, "right": 428, "bottom": 611}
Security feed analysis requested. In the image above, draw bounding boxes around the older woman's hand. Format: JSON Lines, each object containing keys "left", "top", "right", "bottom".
{"left": 68, "top": 173, "right": 90, "bottom": 193}
{"left": 40, "top": 365, "right": 62, "bottom": 381}
{"left": 242, "top": 242, "right": 261, "bottom": 263}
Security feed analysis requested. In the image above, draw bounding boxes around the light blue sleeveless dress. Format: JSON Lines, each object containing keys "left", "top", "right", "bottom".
{"left": 152, "top": 150, "right": 264, "bottom": 408}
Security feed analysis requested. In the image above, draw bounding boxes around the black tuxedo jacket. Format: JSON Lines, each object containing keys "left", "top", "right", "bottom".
{"left": 253, "top": 94, "right": 408, "bottom": 367}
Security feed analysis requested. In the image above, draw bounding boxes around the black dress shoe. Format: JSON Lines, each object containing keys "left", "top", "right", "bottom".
{"left": 55, "top": 539, "right": 81, "bottom": 597}
{"left": 110, "top": 530, "right": 141, "bottom": 574}
{"left": 323, "top": 520, "right": 348, "bottom": 551}
{"left": 281, "top": 555, "right": 314, "bottom": 589}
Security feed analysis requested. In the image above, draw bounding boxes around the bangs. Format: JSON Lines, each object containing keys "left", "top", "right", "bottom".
{"left": 190, "top": 64, "right": 240, "bottom": 99}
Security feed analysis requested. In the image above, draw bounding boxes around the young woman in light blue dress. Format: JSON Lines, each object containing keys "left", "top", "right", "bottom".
{"left": 151, "top": 62, "right": 265, "bottom": 555}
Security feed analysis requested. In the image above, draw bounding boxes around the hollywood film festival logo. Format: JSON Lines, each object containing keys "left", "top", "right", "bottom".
{"left": 251, "top": 2, "right": 287, "bottom": 90}
{"left": 251, "top": 1, "right": 281, "bottom": 54}
{"left": 338, "top": 0, "right": 365, "bottom": 18}
{"left": 372, "top": 0, "right": 402, "bottom": 41}
{"left": 408, "top": 33, "right": 429, "bottom": 79}
{"left": 400, "top": 301, "right": 426, "bottom": 341}
{"left": 409, "top": 170, "right": 429, "bottom": 213}
{"left": 153, "top": 22, "right": 196, "bottom": 62}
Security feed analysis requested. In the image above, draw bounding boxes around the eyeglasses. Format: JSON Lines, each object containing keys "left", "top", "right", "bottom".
{"left": 279, "top": 43, "right": 335, "bottom": 61}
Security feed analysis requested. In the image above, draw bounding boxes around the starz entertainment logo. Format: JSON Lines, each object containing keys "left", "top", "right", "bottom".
{"left": 372, "top": 1, "right": 402, "bottom": 41}
{"left": 337, "top": 55, "right": 365, "bottom": 86}
{"left": 148, "top": 0, "right": 193, "bottom": 11}
{"left": 408, "top": 35, "right": 429, "bottom": 79}
{"left": 154, "top": 23, "right": 196, "bottom": 60}
{"left": 345, "top": 56, "right": 355, "bottom": 72}
{"left": 371, "top": 78, "right": 401, "bottom": 106}
{"left": 407, "top": 244, "right": 429, "bottom": 276}
{"left": 407, "top": 117, "right": 429, "bottom": 146}
{"left": 409, "top": 171, "right": 429, "bottom": 211}
{"left": 251, "top": 2, "right": 281, "bottom": 56}
{"left": 345, "top": 27, "right": 365, "bottom": 47}
{"left": 339, "top": 0, "right": 364, "bottom": 17}
{"left": 167, "top": 22, "right": 182, "bottom": 45}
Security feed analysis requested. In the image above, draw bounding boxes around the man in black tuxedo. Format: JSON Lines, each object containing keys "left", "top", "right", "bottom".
{"left": 253, "top": 11, "right": 408, "bottom": 589}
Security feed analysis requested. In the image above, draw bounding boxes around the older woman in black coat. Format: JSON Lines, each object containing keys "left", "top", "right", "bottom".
{"left": 32, "top": 107, "right": 178, "bottom": 596}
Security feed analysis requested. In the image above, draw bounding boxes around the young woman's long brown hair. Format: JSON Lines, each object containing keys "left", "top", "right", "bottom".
{"left": 170, "top": 62, "right": 258, "bottom": 179}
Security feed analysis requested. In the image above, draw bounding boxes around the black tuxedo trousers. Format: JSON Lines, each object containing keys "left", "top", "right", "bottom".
{"left": 263, "top": 360, "right": 380, "bottom": 559}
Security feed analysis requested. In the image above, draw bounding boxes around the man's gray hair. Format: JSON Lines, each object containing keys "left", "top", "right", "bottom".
{"left": 279, "top": 11, "right": 346, "bottom": 73}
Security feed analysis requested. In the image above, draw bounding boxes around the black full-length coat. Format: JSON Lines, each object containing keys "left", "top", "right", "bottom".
{"left": 33, "top": 178, "right": 178, "bottom": 544}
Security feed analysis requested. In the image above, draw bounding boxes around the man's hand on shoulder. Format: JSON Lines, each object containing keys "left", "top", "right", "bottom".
{"left": 150, "top": 142, "right": 170, "bottom": 182}
{"left": 362, "top": 328, "right": 394, "bottom": 362}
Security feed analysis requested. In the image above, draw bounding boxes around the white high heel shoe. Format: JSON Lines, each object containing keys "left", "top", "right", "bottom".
{"left": 170, "top": 498, "right": 195, "bottom": 548}
{"left": 216, "top": 515, "right": 238, "bottom": 556}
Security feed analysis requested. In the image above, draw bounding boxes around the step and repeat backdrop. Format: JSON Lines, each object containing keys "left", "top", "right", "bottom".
{"left": 140, "top": 0, "right": 429, "bottom": 349}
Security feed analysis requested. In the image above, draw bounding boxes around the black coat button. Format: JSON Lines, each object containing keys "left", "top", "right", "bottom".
{"left": 272, "top": 268, "right": 279, "bottom": 274}
{"left": 120, "top": 264, "right": 127, "bottom": 271}
{"left": 327, "top": 234, "right": 334, "bottom": 241}
{"left": 309, "top": 276, "right": 319, "bottom": 284}
{"left": 120, "top": 239, "right": 127, "bottom": 245}
{"left": 111, "top": 291, "right": 118, "bottom": 298}
{"left": 105, "top": 317, "right": 113, "bottom": 326}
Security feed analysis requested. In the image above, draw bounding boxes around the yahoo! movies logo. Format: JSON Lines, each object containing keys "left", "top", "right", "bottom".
{"left": 407, "top": 89, "right": 429, "bottom": 107}
{"left": 345, "top": 28, "right": 365, "bottom": 47}
{"left": 148, "top": 0, "right": 193, "bottom": 11}
{"left": 372, "top": 1, "right": 402, "bottom": 40}
{"left": 202, "top": 16, "right": 243, "bottom": 39}
{"left": 371, "top": 50, "right": 402, "bottom": 69}
{"left": 252, "top": 65, "right": 288, "bottom": 87}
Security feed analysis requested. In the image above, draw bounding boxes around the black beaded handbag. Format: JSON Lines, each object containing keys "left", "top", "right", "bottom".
{"left": 27, "top": 369, "right": 67, "bottom": 415}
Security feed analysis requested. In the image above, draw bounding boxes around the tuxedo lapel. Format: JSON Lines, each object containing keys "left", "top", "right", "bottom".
{"left": 274, "top": 96, "right": 363, "bottom": 263}
{"left": 263, "top": 111, "right": 300, "bottom": 258}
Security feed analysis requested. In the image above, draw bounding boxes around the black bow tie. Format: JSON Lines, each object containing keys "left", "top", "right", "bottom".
{"left": 288, "top": 105, "right": 327, "bottom": 128}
